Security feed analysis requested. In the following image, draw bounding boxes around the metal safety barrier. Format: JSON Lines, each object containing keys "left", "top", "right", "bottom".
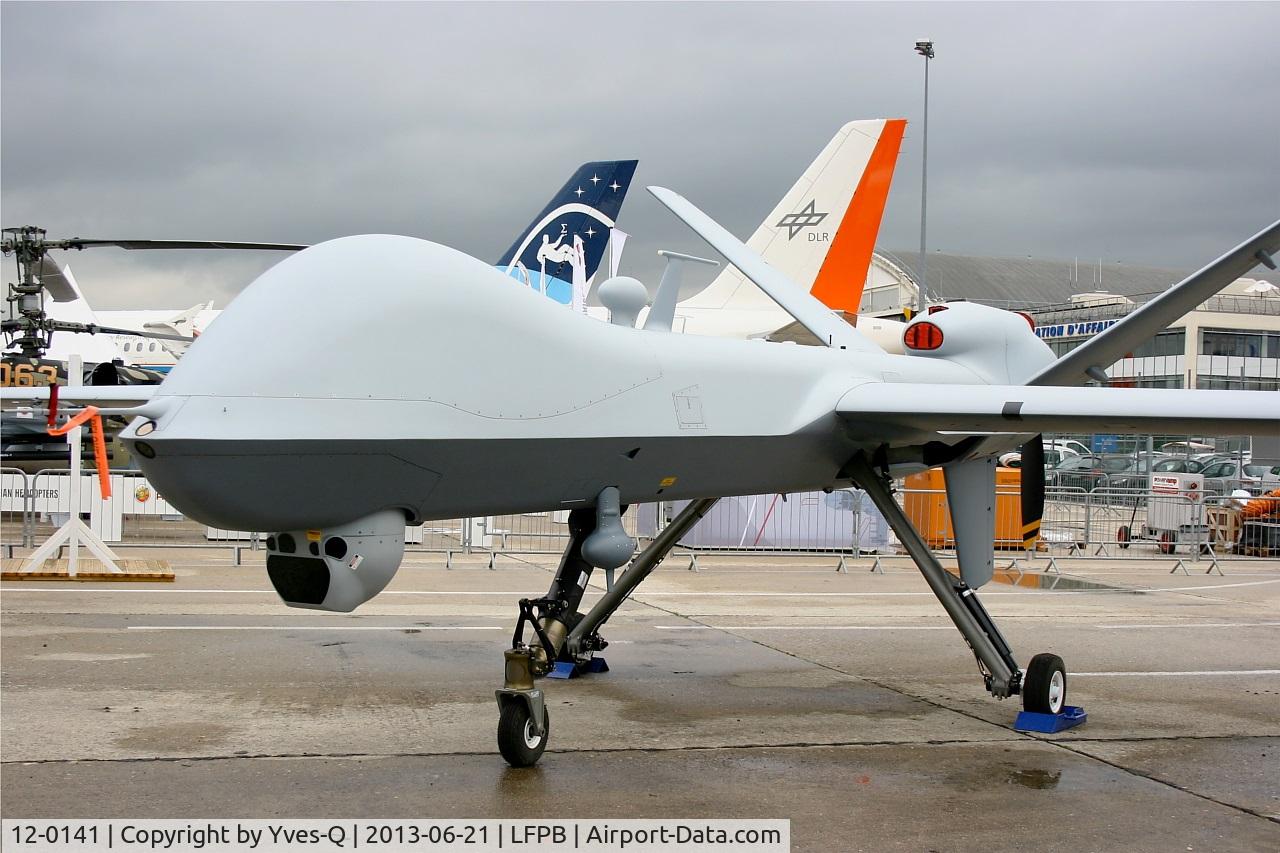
{"left": 1, "top": 467, "right": 33, "bottom": 551}
{"left": 3, "top": 469, "right": 1276, "bottom": 573}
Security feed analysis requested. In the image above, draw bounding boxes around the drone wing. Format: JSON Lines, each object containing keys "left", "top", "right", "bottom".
{"left": 836, "top": 382, "right": 1279, "bottom": 440}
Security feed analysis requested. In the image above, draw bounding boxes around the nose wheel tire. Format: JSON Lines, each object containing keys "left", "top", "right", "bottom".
{"left": 498, "top": 701, "right": 549, "bottom": 767}
{"left": 1023, "top": 653, "right": 1067, "bottom": 715}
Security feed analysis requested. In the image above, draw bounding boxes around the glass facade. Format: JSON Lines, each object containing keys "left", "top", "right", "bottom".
{"left": 1201, "top": 328, "right": 1280, "bottom": 358}
{"left": 1041, "top": 326, "right": 1280, "bottom": 391}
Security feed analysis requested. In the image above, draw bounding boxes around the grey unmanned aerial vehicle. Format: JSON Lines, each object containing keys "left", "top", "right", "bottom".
{"left": 6, "top": 189, "right": 1278, "bottom": 767}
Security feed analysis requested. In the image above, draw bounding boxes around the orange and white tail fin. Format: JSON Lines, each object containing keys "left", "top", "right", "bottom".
{"left": 675, "top": 118, "right": 906, "bottom": 338}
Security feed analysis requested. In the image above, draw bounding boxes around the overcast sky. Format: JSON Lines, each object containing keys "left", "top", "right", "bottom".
{"left": 3, "top": 1, "right": 1277, "bottom": 310}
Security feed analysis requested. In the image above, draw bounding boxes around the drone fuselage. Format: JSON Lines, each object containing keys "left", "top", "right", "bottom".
{"left": 125, "top": 235, "right": 992, "bottom": 531}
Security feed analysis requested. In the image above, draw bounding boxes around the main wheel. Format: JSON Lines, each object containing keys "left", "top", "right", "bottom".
{"left": 1117, "top": 526, "right": 1131, "bottom": 549}
{"left": 1023, "top": 653, "right": 1067, "bottom": 715}
{"left": 498, "top": 701, "right": 549, "bottom": 767}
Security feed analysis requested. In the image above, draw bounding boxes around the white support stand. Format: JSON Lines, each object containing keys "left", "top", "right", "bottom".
{"left": 869, "top": 555, "right": 885, "bottom": 574}
{"left": 22, "top": 356, "right": 122, "bottom": 576}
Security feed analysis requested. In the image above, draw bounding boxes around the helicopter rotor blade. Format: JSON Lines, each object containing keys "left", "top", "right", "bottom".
{"left": 55, "top": 239, "right": 308, "bottom": 252}
{"left": 44, "top": 320, "right": 195, "bottom": 343}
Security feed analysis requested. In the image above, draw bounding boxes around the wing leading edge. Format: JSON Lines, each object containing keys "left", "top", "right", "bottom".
{"left": 836, "top": 383, "right": 1280, "bottom": 438}
{"left": 1027, "top": 220, "right": 1280, "bottom": 387}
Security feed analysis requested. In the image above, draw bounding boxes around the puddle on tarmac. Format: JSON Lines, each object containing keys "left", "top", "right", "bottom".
{"left": 949, "top": 761, "right": 1065, "bottom": 790}
{"left": 985, "top": 569, "right": 1132, "bottom": 592}
{"left": 1006, "top": 767, "right": 1062, "bottom": 789}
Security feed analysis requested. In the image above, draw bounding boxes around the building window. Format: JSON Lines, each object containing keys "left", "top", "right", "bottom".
{"left": 1110, "top": 376, "right": 1184, "bottom": 389}
{"left": 1201, "top": 329, "right": 1267, "bottom": 358}
{"left": 1129, "top": 330, "right": 1185, "bottom": 359}
{"left": 1197, "top": 376, "right": 1280, "bottom": 391}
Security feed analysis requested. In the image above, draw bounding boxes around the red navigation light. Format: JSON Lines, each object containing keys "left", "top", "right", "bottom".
{"left": 904, "top": 321, "right": 944, "bottom": 351}
{"left": 927, "top": 304, "right": 949, "bottom": 315}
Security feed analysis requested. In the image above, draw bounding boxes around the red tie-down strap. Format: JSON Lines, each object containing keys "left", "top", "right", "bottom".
{"left": 47, "top": 406, "right": 112, "bottom": 499}
{"left": 47, "top": 382, "right": 59, "bottom": 428}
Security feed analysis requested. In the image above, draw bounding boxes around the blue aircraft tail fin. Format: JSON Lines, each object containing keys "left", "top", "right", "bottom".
{"left": 496, "top": 160, "right": 638, "bottom": 307}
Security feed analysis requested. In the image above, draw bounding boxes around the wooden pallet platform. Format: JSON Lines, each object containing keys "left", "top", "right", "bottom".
{"left": 2, "top": 558, "right": 174, "bottom": 582}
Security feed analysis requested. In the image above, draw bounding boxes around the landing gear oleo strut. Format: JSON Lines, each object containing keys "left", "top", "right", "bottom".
{"left": 846, "top": 452, "right": 1068, "bottom": 715}
{"left": 496, "top": 491, "right": 718, "bottom": 766}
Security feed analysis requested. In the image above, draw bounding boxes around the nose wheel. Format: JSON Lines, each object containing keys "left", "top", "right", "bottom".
{"left": 1023, "top": 653, "right": 1067, "bottom": 714}
{"left": 498, "top": 697, "right": 550, "bottom": 767}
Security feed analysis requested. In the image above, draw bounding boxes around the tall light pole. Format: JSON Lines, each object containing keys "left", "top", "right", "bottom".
{"left": 915, "top": 38, "right": 934, "bottom": 316}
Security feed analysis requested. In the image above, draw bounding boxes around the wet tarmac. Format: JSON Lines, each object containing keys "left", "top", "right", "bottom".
{"left": 2, "top": 549, "right": 1278, "bottom": 851}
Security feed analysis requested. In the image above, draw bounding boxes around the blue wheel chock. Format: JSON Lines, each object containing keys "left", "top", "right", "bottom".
{"left": 1014, "top": 705, "right": 1087, "bottom": 733}
{"left": 547, "top": 658, "right": 609, "bottom": 679}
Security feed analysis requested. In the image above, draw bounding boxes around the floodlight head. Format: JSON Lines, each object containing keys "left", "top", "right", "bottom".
{"left": 915, "top": 40, "right": 935, "bottom": 58}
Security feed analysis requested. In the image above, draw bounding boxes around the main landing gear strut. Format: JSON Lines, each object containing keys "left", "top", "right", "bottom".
{"left": 496, "top": 495, "right": 720, "bottom": 766}
{"left": 845, "top": 452, "right": 1067, "bottom": 715}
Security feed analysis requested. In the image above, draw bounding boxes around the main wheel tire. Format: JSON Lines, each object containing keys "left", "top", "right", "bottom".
{"left": 498, "top": 701, "right": 549, "bottom": 767}
{"left": 1023, "top": 653, "right": 1067, "bottom": 715}
{"left": 1117, "top": 526, "right": 1131, "bottom": 549}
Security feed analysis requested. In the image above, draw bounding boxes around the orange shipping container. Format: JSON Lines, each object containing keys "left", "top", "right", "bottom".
{"left": 903, "top": 467, "right": 1027, "bottom": 549}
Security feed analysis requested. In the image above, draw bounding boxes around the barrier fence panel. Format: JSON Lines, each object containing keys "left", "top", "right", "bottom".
{"left": 1, "top": 467, "right": 32, "bottom": 549}
{"left": 112, "top": 472, "right": 209, "bottom": 544}
{"left": 413, "top": 518, "right": 470, "bottom": 554}
{"left": 666, "top": 489, "right": 892, "bottom": 558}
{"left": 478, "top": 507, "right": 647, "bottom": 559}
{"left": 1041, "top": 487, "right": 1090, "bottom": 550}
{"left": 3, "top": 466, "right": 1274, "bottom": 566}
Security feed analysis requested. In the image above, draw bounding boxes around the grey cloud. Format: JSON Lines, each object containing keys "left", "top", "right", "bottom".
{"left": 3, "top": 2, "right": 1277, "bottom": 311}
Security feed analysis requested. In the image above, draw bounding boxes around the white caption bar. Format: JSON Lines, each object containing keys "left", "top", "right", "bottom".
{"left": 2, "top": 819, "right": 790, "bottom": 852}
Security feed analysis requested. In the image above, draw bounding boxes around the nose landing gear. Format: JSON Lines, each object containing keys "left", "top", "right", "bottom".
{"left": 498, "top": 699, "right": 550, "bottom": 767}
{"left": 495, "top": 494, "right": 719, "bottom": 766}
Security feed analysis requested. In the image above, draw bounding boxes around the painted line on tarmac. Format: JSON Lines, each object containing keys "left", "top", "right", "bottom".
{"left": 0, "top": 589, "right": 546, "bottom": 595}
{"left": 5, "top": 578, "right": 1279, "bottom": 597}
{"left": 654, "top": 625, "right": 952, "bottom": 631}
{"left": 1072, "top": 669, "right": 1280, "bottom": 677}
{"left": 1095, "top": 622, "right": 1280, "bottom": 629}
{"left": 126, "top": 625, "right": 504, "bottom": 631}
